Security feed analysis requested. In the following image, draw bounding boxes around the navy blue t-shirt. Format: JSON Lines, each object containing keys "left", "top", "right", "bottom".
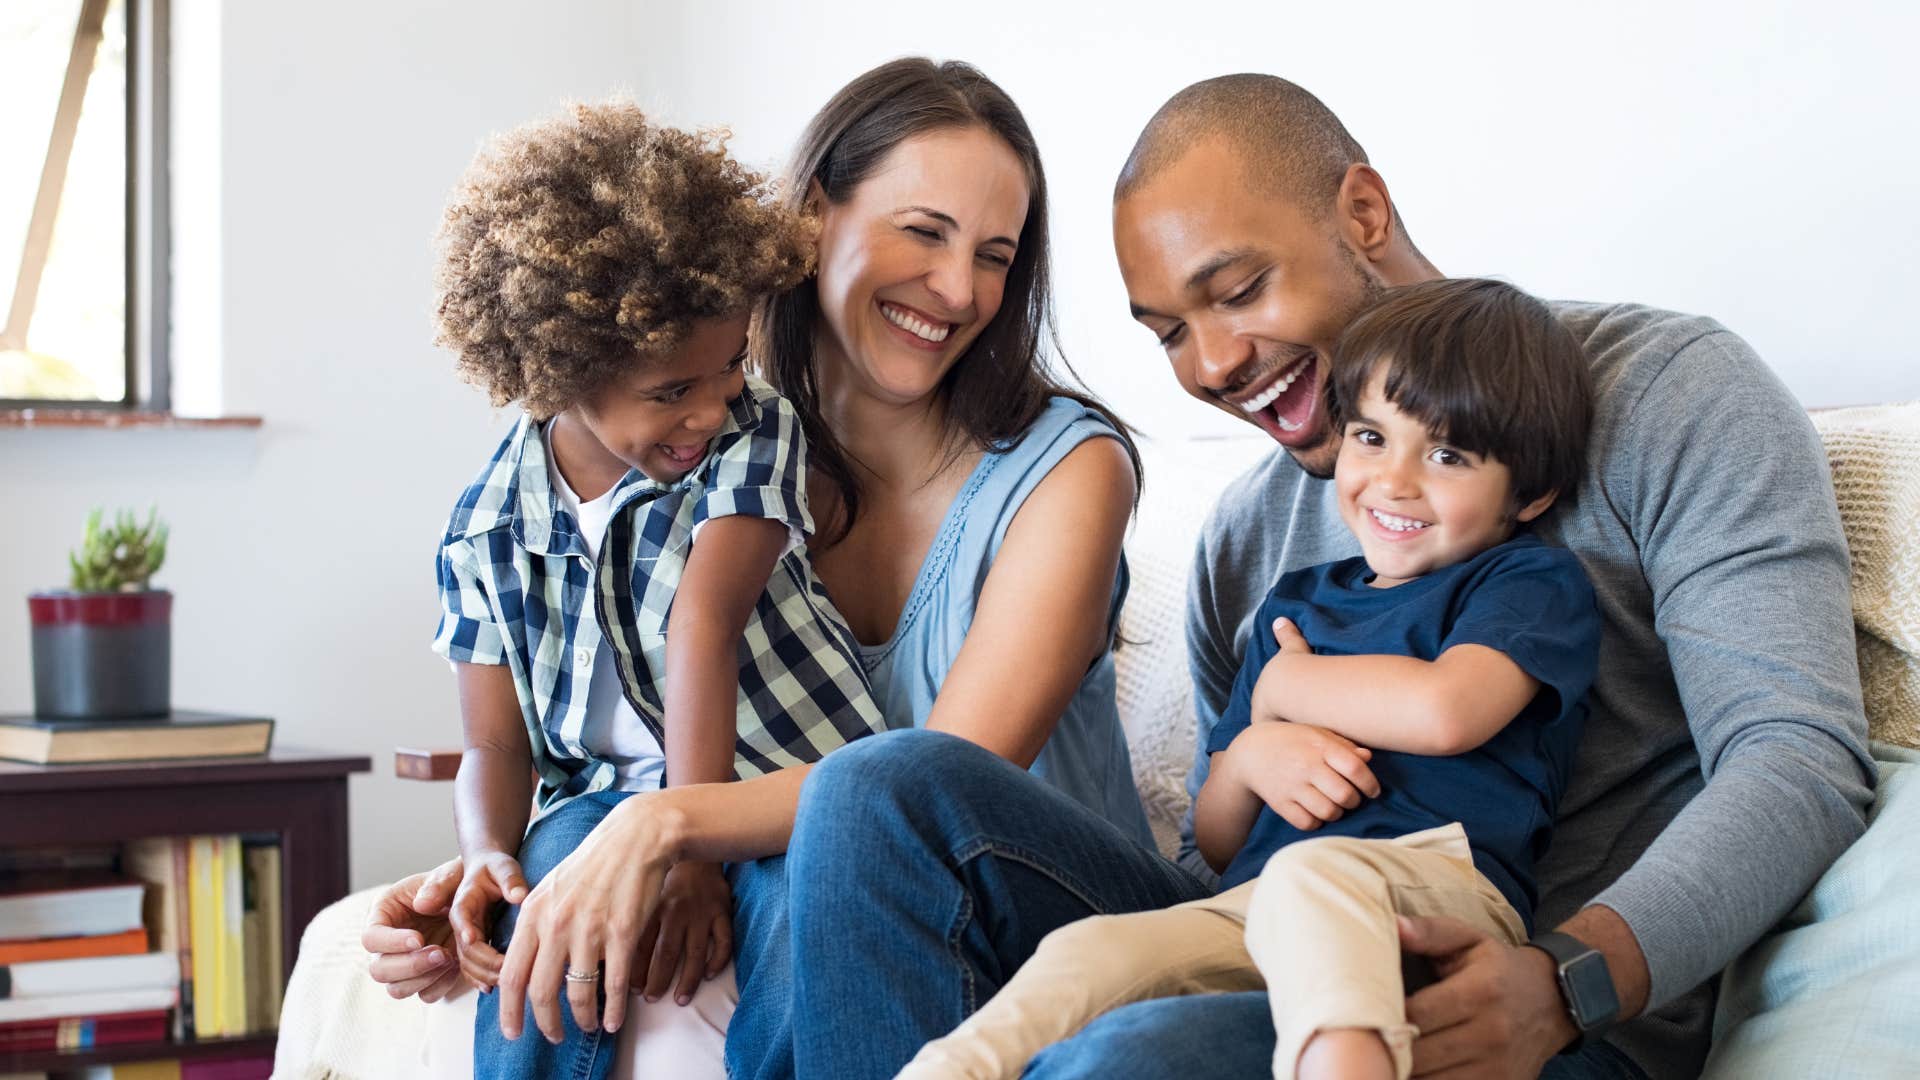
{"left": 1205, "top": 533, "right": 1599, "bottom": 928}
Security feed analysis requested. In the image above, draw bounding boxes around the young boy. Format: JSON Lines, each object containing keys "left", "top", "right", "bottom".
{"left": 425, "top": 102, "right": 887, "bottom": 1048}
{"left": 901, "top": 277, "right": 1601, "bottom": 1080}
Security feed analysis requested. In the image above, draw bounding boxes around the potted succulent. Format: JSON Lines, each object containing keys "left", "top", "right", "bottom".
{"left": 28, "top": 508, "right": 172, "bottom": 719}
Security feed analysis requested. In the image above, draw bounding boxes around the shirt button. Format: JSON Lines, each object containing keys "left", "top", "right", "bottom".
{"left": 574, "top": 647, "right": 591, "bottom": 671}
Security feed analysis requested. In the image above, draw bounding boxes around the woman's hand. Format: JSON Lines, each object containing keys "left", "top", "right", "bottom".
{"left": 448, "top": 849, "right": 529, "bottom": 991}
{"left": 1226, "top": 721, "right": 1379, "bottom": 830}
{"left": 496, "top": 792, "right": 683, "bottom": 1042}
{"left": 362, "top": 857, "right": 466, "bottom": 1002}
{"left": 633, "top": 860, "right": 733, "bottom": 1008}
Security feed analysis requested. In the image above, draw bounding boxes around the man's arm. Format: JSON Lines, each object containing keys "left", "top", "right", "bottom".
{"left": 1180, "top": 521, "right": 1245, "bottom": 884}
{"left": 1585, "top": 332, "right": 1873, "bottom": 1010}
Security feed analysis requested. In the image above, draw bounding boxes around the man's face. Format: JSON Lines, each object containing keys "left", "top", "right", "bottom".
{"left": 1114, "top": 138, "right": 1382, "bottom": 478}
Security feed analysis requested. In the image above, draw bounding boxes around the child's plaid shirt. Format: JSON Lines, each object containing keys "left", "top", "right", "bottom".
{"left": 432, "top": 376, "right": 887, "bottom": 812}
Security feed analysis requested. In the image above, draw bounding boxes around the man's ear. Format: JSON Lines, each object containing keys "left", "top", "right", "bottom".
{"left": 1514, "top": 489, "right": 1559, "bottom": 524}
{"left": 1336, "top": 164, "right": 1397, "bottom": 263}
{"left": 803, "top": 178, "right": 827, "bottom": 217}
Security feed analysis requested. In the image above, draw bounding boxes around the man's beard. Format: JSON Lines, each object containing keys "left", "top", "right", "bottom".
{"left": 1284, "top": 239, "right": 1384, "bottom": 481}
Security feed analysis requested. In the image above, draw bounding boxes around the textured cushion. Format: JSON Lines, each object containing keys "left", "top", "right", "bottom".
{"left": 1704, "top": 743, "right": 1920, "bottom": 1078}
{"left": 273, "top": 887, "right": 451, "bottom": 1079}
{"left": 1115, "top": 436, "right": 1272, "bottom": 859}
{"left": 1813, "top": 403, "right": 1920, "bottom": 749}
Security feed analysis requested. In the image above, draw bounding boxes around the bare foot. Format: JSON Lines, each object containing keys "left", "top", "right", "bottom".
{"left": 1296, "top": 1027, "right": 1395, "bottom": 1080}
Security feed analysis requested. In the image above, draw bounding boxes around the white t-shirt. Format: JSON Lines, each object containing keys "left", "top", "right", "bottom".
{"left": 543, "top": 423, "right": 667, "bottom": 792}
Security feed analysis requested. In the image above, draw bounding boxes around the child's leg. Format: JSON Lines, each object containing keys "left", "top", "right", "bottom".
{"left": 1243, "top": 824, "right": 1527, "bottom": 1080}
{"left": 897, "top": 884, "right": 1263, "bottom": 1080}
{"left": 473, "top": 790, "right": 635, "bottom": 1080}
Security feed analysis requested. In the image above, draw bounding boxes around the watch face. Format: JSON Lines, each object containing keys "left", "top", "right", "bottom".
{"left": 1562, "top": 953, "right": 1621, "bottom": 1028}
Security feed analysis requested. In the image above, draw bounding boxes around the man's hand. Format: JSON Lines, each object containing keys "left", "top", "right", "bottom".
{"left": 631, "top": 860, "right": 733, "bottom": 1007}
{"left": 1227, "top": 721, "right": 1379, "bottom": 830}
{"left": 449, "top": 850, "right": 529, "bottom": 992}
{"left": 362, "top": 858, "right": 466, "bottom": 1003}
{"left": 1398, "top": 914, "right": 1576, "bottom": 1079}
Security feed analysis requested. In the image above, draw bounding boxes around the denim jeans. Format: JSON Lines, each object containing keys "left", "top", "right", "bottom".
{"left": 474, "top": 789, "right": 635, "bottom": 1080}
{"left": 730, "top": 728, "right": 1212, "bottom": 1079}
{"left": 1024, "top": 991, "right": 1649, "bottom": 1079}
{"left": 471, "top": 788, "right": 798, "bottom": 1080}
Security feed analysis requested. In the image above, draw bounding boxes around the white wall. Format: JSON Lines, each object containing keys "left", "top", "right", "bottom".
{"left": 1, "top": 0, "right": 1915, "bottom": 890}
{"left": 622, "top": 0, "right": 1920, "bottom": 441}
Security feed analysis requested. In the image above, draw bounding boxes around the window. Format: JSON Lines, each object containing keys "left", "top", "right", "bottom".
{"left": 2, "top": 0, "right": 168, "bottom": 409}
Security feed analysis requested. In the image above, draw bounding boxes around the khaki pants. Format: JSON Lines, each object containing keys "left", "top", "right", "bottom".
{"left": 896, "top": 823, "right": 1526, "bottom": 1080}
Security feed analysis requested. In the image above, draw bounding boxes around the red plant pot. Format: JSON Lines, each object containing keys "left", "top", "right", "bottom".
{"left": 28, "top": 590, "right": 173, "bottom": 719}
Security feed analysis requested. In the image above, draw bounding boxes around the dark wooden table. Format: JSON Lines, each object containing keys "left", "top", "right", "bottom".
{"left": 0, "top": 746, "right": 370, "bottom": 1071}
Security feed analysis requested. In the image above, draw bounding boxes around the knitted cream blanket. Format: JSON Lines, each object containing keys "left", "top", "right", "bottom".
{"left": 1814, "top": 402, "right": 1920, "bottom": 749}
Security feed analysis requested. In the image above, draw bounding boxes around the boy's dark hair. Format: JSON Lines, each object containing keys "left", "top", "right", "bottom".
{"left": 434, "top": 100, "right": 814, "bottom": 420}
{"left": 1328, "top": 278, "right": 1593, "bottom": 508}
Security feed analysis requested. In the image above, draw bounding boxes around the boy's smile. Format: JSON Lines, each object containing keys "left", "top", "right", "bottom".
{"left": 558, "top": 312, "right": 753, "bottom": 494}
{"left": 1335, "top": 371, "right": 1555, "bottom": 588}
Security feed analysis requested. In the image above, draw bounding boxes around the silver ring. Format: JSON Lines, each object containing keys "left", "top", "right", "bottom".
{"left": 564, "top": 967, "right": 600, "bottom": 983}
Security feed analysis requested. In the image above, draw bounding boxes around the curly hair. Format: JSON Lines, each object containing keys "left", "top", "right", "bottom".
{"left": 434, "top": 100, "right": 815, "bottom": 420}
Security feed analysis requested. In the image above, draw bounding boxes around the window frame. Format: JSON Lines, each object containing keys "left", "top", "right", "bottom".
{"left": 0, "top": 0, "right": 171, "bottom": 413}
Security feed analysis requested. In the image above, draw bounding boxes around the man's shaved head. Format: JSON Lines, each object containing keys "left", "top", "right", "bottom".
{"left": 1116, "top": 74, "right": 1366, "bottom": 219}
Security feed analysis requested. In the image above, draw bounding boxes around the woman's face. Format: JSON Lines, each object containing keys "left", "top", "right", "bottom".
{"left": 811, "top": 125, "right": 1031, "bottom": 409}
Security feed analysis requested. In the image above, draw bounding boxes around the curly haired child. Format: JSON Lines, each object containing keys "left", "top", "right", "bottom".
{"left": 426, "top": 100, "right": 886, "bottom": 1072}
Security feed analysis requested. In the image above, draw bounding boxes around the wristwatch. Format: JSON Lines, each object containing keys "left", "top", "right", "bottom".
{"left": 1527, "top": 931, "right": 1620, "bottom": 1052}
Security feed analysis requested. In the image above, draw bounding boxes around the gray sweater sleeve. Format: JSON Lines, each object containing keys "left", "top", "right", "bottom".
{"left": 1590, "top": 331, "right": 1875, "bottom": 1008}
{"left": 1177, "top": 522, "right": 1235, "bottom": 885}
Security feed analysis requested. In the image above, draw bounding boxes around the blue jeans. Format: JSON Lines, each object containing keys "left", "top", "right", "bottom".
{"left": 1025, "top": 992, "right": 1649, "bottom": 1078}
{"left": 474, "top": 789, "right": 633, "bottom": 1080}
{"left": 730, "top": 729, "right": 1212, "bottom": 1079}
{"left": 473, "top": 791, "right": 796, "bottom": 1080}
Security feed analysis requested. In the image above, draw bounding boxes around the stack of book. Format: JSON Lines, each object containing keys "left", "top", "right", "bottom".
{"left": 0, "top": 711, "right": 273, "bottom": 766}
{"left": 0, "top": 873, "right": 173, "bottom": 1052}
{"left": 0, "top": 835, "right": 284, "bottom": 1056}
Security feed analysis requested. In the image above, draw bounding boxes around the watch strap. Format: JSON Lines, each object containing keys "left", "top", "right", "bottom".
{"left": 1527, "top": 931, "right": 1619, "bottom": 1052}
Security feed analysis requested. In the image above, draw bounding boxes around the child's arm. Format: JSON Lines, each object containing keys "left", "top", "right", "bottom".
{"left": 1193, "top": 724, "right": 1379, "bottom": 874}
{"left": 448, "top": 661, "right": 534, "bottom": 986}
{"left": 641, "top": 513, "right": 787, "bottom": 1005}
{"left": 663, "top": 515, "right": 790, "bottom": 784}
{"left": 1253, "top": 617, "right": 1541, "bottom": 756}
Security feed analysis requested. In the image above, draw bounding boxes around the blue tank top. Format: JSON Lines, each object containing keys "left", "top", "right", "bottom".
{"left": 860, "top": 397, "right": 1154, "bottom": 847}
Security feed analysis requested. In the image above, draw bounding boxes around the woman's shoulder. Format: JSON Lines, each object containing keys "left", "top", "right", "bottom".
{"left": 993, "top": 395, "right": 1121, "bottom": 457}
{"left": 968, "top": 396, "right": 1134, "bottom": 549}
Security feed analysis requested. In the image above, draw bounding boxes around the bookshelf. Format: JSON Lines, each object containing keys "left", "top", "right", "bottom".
{"left": 0, "top": 747, "right": 369, "bottom": 1073}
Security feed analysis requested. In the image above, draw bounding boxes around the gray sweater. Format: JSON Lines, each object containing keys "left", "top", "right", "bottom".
{"left": 1180, "top": 301, "right": 1875, "bottom": 1077}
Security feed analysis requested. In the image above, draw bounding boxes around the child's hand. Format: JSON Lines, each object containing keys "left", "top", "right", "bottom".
{"left": 1228, "top": 720, "right": 1379, "bottom": 831}
{"left": 448, "top": 850, "right": 529, "bottom": 992}
{"left": 1270, "top": 616, "right": 1312, "bottom": 655}
{"left": 631, "top": 860, "right": 733, "bottom": 1007}
{"left": 1252, "top": 617, "right": 1314, "bottom": 723}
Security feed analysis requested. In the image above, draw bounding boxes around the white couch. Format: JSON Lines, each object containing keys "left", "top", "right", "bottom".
{"left": 275, "top": 407, "right": 1920, "bottom": 1079}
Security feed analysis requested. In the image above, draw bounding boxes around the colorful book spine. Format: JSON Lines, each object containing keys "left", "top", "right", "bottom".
{"left": 0, "top": 927, "right": 147, "bottom": 965}
{"left": 219, "top": 836, "right": 244, "bottom": 1035}
{"left": 187, "top": 836, "right": 221, "bottom": 1037}
{"left": 172, "top": 834, "right": 195, "bottom": 1041}
{"left": 0, "top": 1008, "right": 167, "bottom": 1051}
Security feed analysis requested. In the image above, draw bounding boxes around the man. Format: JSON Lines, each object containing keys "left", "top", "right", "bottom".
{"left": 1084, "top": 74, "right": 1872, "bottom": 1077}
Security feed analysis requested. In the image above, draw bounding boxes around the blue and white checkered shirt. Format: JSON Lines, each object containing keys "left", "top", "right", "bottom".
{"left": 432, "top": 376, "right": 887, "bottom": 811}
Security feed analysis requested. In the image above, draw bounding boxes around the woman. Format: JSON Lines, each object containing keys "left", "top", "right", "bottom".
{"left": 365, "top": 57, "right": 1175, "bottom": 1078}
